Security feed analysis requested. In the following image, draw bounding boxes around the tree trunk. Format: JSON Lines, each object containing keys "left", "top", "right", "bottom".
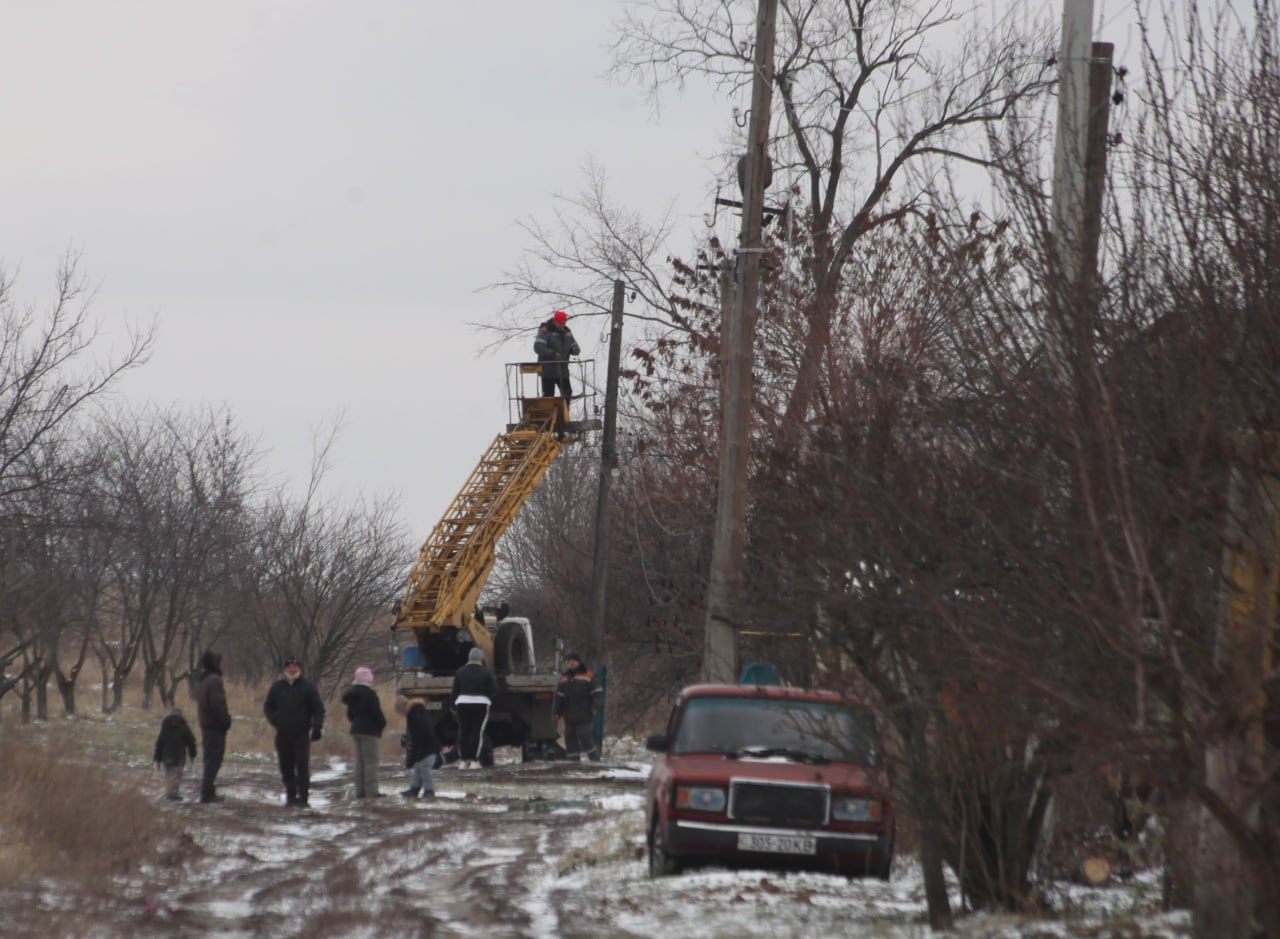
{"left": 905, "top": 711, "right": 954, "bottom": 930}
{"left": 56, "top": 672, "right": 77, "bottom": 715}
{"left": 35, "top": 675, "right": 49, "bottom": 721}
{"left": 106, "top": 674, "right": 125, "bottom": 714}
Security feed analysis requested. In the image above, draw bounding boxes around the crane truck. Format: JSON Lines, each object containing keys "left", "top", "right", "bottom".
{"left": 389, "top": 361, "right": 600, "bottom": 764}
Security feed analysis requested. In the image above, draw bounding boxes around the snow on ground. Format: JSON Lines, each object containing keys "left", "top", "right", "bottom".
{"left": 1, "top": 731, "right": 1192, "bottom": 939}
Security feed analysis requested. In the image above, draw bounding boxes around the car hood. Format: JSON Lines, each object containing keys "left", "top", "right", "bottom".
{"left": 664, "top": 752, "right": 882, "bottom": 790}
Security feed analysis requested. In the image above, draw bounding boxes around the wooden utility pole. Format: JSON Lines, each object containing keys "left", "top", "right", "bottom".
{"left": 586, "top": 279, "right": 625, "bottom": 668}
{"left": 703, "top": 0, "right": 777, "bottom": 684}
{"left": 1048, "top": 0, "right": 1095, "bottom": 379}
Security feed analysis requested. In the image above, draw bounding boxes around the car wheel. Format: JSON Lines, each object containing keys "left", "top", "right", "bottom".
{"left": 873, "top": 834, "right": 895, "bottom": 881}
{"left": 648, "top": 818, "right": 682, "bottom": 877}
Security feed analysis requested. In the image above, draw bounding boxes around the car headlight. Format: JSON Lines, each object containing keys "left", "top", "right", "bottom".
{"left": 675, "top": 785, "right": 727, "bottom": 812}
{"left": 832, "top": 797, "right": 882, "bottom": 822}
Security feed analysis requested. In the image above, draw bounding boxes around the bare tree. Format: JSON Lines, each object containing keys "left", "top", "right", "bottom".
{"left": 0, "top": 254, "right": 152, "bottom": 716}
{"left": 488, "top": 162, "right": 696, "bottom": 344}
{"left": 92, "top": 406, "right": 260, "bottom": 711}
{"left": 613, "top": 0, "right": 1053, "bottom": 445}
{"left": 242, "top": 430, "right": 411, "bottom": 697}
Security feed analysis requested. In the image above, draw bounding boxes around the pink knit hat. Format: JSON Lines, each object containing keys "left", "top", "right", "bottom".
{"left": 354, "top": 666, "right": 374, "bottom": 683}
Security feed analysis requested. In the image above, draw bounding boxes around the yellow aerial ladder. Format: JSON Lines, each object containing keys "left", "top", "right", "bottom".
{"left": 391, "top": 361, "right": 599, "bottom": 762}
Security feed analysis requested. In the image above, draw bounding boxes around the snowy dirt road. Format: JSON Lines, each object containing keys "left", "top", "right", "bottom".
{"left": 3, "top": 747, "right": 1190, "bottom": 939}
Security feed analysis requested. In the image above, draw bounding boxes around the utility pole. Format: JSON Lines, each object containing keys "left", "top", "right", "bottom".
{"left": 1048, "top": 0, "right": 1095, "bottom": 380}
{"left": 703, "top": 0, "right": 777, "bottom": 684}
{"left": 587, "top": 279, "right": 624, "bottom": 668}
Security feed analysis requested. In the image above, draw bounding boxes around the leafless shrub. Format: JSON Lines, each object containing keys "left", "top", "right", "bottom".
{"left": 0, "top": 728, "right": 176, "bottom": 882}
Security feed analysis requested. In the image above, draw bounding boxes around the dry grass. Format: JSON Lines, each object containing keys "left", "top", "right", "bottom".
{"left": 0, "top": 726, "right": 178, "bottom": 884}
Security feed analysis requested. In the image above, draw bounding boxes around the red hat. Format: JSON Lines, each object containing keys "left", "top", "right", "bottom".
{"left": 552, "top": 310, "right": 568, "bottom": 325}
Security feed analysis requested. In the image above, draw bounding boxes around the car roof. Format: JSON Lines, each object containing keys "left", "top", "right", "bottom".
{"left": 676, "top": 683, "right": 849, "bottom": 705}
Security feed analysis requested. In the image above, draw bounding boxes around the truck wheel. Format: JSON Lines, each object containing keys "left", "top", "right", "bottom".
{"left": 493, "top": 621, "right": 531, "bottom": 674}
{"left": 648, "top": 818, "right": 682, "bottom": 877}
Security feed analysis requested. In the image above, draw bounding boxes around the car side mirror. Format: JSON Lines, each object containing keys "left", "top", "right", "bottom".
{"left": 645, "top": 734, "right": 670, "bottom": 753}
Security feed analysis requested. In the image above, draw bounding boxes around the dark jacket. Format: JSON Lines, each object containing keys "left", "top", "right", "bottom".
{"left": 195, "top": 651, "right": 232, "bottom": 732}
{"left": 404, "top": 702, "right": 441, "bottom": 766}
{"left": 450, "top": 662, "right": 500, "bottom": 705}
{"left": 533, "top": 320, "right": 580, "bottom": 380}
{"left": 153, "top": 711, "right": 198, "bottom": 766}
{"left": 341, "top": 683, "right": 387, "bottom": 737}
{"left": 555, "top": 667, "right": 602, "bottom": 724}
{"left": 263, "top": 675, "right": 325, "bottom": 737}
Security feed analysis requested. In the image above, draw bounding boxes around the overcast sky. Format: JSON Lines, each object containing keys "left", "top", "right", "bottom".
{"left": 2, "top": 1, "right": 1175, "bottom": 535}
{"left": 1, "top": 1, "right": 729, "bottom": 532}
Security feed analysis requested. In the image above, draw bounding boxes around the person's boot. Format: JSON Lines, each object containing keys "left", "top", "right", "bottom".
{"left": 401, "top": 786, "right": 420, "bottom": 798}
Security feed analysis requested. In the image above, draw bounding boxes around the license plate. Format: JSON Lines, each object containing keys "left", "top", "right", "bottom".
{"left": 424, "top": 701, "right": 442, "bottom": 710}
{"left": 737, "top": 832, "right": 816, "bottom": 855}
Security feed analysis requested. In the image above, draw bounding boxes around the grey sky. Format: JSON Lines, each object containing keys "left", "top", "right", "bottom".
{"left": 2, "top": 1, "right": 724, "bottom": 532}
{"left": 3, "top": 1, "right": 1190, "bottom": 534}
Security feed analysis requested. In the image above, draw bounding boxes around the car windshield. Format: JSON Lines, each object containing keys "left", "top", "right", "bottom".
{"left": 672, "top": 696, "right": 876, "bottom": 764}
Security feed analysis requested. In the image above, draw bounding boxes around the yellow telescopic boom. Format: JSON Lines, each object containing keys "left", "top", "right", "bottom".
{"left": 392, "top": 393, "right": 577, "bottom": 662}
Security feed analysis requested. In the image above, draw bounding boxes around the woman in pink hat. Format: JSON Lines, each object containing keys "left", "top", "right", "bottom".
{"left": 341, "top": 666, "right": 387, "bottom": 798}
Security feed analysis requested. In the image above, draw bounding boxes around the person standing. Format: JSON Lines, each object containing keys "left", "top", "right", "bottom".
{"left": 395, "top": 695, "right": 441, "bottom": 799}
{"left": 450, "top": 647, "right": 500, "bottom": 769}
{"left": 341, "top": 666, "right": 387, "bottom": 798}
{"left": 194, "top": 650, "right": 232, "bottom": 803}
{"left": 263, "top": 655, "right": 326, "bottom": 808}
{"left": 533, "top": 309, "right": 580, "bottom": 398}
{"left": 555, "top": 652, "right": 603, "bottom": 762}
{"left": 153, "top": 706, "right": 198, "bottom": 801}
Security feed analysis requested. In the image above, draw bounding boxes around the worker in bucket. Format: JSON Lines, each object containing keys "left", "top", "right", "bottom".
{"left": 533, "top": 309, "right": 580, "bottom": 399}
{"left": 450, "top": 647, "right": 499, "bottom": 769}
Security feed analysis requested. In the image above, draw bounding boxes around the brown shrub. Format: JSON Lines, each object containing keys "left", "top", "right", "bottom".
{"left": 0, "top": 727, "right": 177, "bottom": 883}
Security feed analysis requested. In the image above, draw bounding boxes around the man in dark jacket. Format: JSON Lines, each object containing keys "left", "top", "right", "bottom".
{"left": 450, "top": 647, "right": 500, "bottom": 769}
{"left": 555, "top": 653, "right": 603, "bottom": 762}
{"left": 263, "top": 656, "right": 326, "bottom": 808}
{"left": 533, "top": 309, "right": 580, "bottom": 398}
{"left": 194, "top": 650, "right": 232, "bottom": 803}
{"left": 153, "top": 706, "right": 198, "bottom": 801}
{"left": 394, "top": 694, "right": 442, "bottom": 799}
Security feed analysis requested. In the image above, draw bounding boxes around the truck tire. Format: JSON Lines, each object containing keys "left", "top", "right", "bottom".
{"left": 493, "top": 621, "right": 531, "bottom": 674}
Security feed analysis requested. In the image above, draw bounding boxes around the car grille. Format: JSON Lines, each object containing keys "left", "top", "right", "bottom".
{"left": 729, "top": 782, "right": 829, "bottom": 827}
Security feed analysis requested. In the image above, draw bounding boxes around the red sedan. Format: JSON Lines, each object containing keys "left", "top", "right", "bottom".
{"left": 644, "top": 683, "right": 895, "bottom": 879}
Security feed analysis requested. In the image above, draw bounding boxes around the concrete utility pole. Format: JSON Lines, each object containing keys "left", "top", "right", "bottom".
{"left": 586, "top": 279, "right": 625, "bottom": 668}
{"left": 703, "top": 0, "right": 777, "bottom": 684}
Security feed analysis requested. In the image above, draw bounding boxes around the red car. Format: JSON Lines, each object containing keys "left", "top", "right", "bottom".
{"left": 644, "top": 683, "right": 895, "bottom": 879}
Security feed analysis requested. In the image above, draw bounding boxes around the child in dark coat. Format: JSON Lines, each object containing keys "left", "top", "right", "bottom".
{"left": 394, "top": 695, "right": 441, "bottom": 799}
{"left": 153, "top": 707, "right": 198, "bottom": 801}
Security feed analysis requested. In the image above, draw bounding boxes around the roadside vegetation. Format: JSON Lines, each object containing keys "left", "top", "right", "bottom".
{"left": 4, "top": 1, "right": 1276, "bottom": 936}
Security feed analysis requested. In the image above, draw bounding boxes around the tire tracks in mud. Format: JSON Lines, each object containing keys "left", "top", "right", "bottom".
{"left": 145, "top": 757, "right": 646, "bottom": 938}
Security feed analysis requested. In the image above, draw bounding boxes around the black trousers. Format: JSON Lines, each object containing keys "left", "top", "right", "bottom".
{"left": 564, "top": 720, "right": 600, "bottom": 761}
{"left": 200, "top": 727, "right": 226, "bottom": 800}
{"left": 275, "top": 731, "right": 311, "bottom": 803}
{"left": 540, "top": 367, "right": 572, "bottom": 398}
{"left": 455, "top": 702, "right": 490, "bottom": 763}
